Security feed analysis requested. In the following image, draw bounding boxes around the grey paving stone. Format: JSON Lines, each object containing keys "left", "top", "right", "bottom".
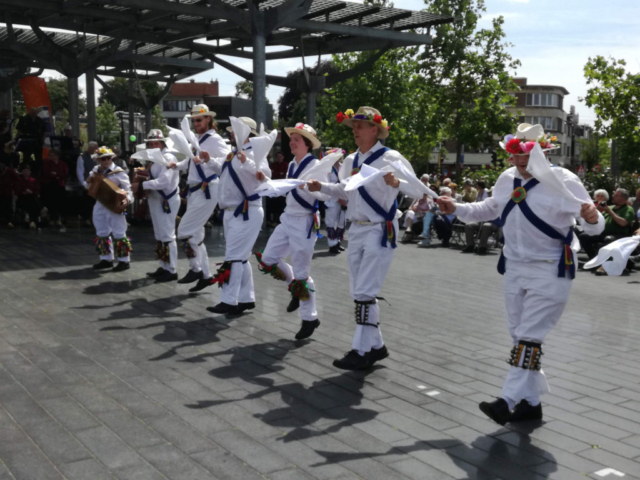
{"left": 190, "top": 448, "right": 266, "bottom": 480}
{"left": 209, "top": 429, "right": 292, "bottom": 474}
{"left": 60, "top": 459, "right": 116, "bottom": 480}
{"left": 76, "top": 426, "right": 144, "bottom": 470}
{"left": 137, "top": 443, "right": 220, "bottom": 480}
{"left": 40, "top": 396, "right": 101, "bottom": 432}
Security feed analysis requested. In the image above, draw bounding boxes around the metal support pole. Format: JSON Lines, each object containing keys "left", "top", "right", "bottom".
{"left": 128, "top": 77, "right": 135, "bottom": 151}
{"left": 252, "top": 28, "right": 267, "bottom": 126}
{"left": 67, "top": 76, "right": 80, "bottom": 137}
{"left": 145, "top": 108, "right": 152, "bottom": 134}
{"left": 306, "top": 90, "right": 316, "bottom": 128}
{"left": 86, "top": 69, "right": 96, "bottom": 141}
{"left": 0, "top": 88, "right": 12, "bottom": 120}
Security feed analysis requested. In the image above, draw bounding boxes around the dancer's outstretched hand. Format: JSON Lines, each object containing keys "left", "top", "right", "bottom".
{"left": 436, "top": 196, "right": 456, "bottom": 214}
{"left": 580, "top": 202, "right": 599, "bottom": 224}
{"left": 306, "top": 180, "right": 322, "bottom": 192}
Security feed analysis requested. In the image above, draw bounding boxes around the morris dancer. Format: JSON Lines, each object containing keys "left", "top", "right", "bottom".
{"left": 171, "top": 105, "right": 229, "bottom": 293}
{"left": 437, "top": 123, "right": 603, "bottom": 424}
{"left": 256, "top": 123, "right": 329, "bottom": 340}
{"left": 133, "top": 130, "right": 180, "bottom": 282}
{"left": 307, "top": 107, "right": 423, "bottom": 369}
{"left": 206, "top": 117, "right": 272, "bottom": 315}
{"left": 324, "top": 149, "right": 347, "bottom": 254}
{"left": 90, "top": 147, "right": 133, "bottom": 272}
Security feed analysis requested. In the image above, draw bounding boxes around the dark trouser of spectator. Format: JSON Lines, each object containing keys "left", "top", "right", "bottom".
{"left": 16, "top": 194, "right": 40, "bottom": 227}
{"left": 0, "top": 195, "right": 13, "bottom": 226}
{"left": 433, "top": 215, "right": 452, "bottom": 247}
{"left": 16, "top": 140, "right": 43, "bottom": 177}
{"left": 578, "top": 232, "right": 626, "bottom": 260}
{"left": 465, "top": 221, "right": 499, "bottom": 249}
{"left": 80, "top": 190, "right": 95, "bottom": 222}
{"left": 43, "top": 184, "right": 66, "bottom": 223}
{"left": 267, "top": 196, "right": 286, "bottom": 224}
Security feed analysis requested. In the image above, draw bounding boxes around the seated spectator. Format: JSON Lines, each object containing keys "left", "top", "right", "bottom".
{"left": 448, "top": 182, "right": 463, "bottom": 202}
{"left": 462, "top": 219, "right": 500, "bottom": 255}
{"left": 475, "top": 181, "right": 489, "bottom": 202}
{"left": 15, "top": 163, "right": 41, "bottom": 229}
{"left": 0, "top": 162, "right": 18, "bottom": 228}
{"left": 1, "top": 141, "right": 21, "bottom": 168}
{"left": 418, "top": 186, "right": 456, "bottom": 248}
{"left": 42, "top": 148, "right": 69, "bottom": 227}
{"left": 593, "top": 188, "right": 609, "bottom": 206}
{"left": 578, "top": 188, "right": 635, "bottom": 260}
{"left": 402, "top": 174, "right": 433, "bottom": 243}
{"left": 631, "top": 188, "right": 640, "bottom": 216}
{"left": 461, "top": 179, "right": 477, "bottom": 203}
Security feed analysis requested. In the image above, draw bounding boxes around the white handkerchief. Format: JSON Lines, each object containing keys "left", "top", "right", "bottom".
{"left": 345, "top": 163, "right": 391, "bottom": 192}
{"left": 255, "top": 178, "right": 307, "bottom": 197}
{"left": 390, "top": 160, "right": 439, "bottom": 199}
{"left": 181, "top": 116, "right": 201, "bottom": 154}
{"left": 131, "top": 148, "right": 169, "bottom": 167}
{"left": 230, "top": 116, "right": 251, "bottom": 151}
{"left": 300, "top": 152, "right": 342, "bottom": 181}
{"left": 583, "top": 235, "right": 640, "bottom": 276}
{"left": 527, "top": 142, "right": 583, "bottom": 212}
{"left": 167, "top": 127, "right": 194, "bottom": 160}
{"left": 249, "top": 129, "right": 278, "bottom": 170}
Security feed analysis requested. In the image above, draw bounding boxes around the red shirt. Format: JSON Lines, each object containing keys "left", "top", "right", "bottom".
{"left": 43, "top": 159, "right": 69, "bottom": 187}
{"left": 15, "top": 176, "right": 40, "bottom": 196}
{"left": 0, "top": 167, "right": 17, "bottom": 197}
{"left": 270, "top": 160, "right": 288, "bottom": 180}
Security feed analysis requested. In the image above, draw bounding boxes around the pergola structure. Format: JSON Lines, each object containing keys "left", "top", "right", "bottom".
{"left": 0, "top": 0, "right": 453, "bottom": 139}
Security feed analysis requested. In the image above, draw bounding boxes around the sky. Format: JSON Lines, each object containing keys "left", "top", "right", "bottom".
{"left": 34, "top": 0, "right": 640, "bottom": 126}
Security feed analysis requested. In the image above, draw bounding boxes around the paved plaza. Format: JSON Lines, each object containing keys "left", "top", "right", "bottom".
{"left": 0, "top": 225, "right": 639, "bottom": 480}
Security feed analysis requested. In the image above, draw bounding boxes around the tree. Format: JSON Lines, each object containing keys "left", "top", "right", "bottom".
{"left": 96, "top": 101, "right": 120, "bottom": 146}
{"left": 97, "top": 77, "right": 162, "bottom": 112}
{"left": 47, "top": 78, "right": 87, "bottom": 116}
{"left": 55, "top": 109, "right": 69, "bottom": 135}
{"left": 576, "top": 135, "right": 611, "bottom": 170}
{"left": 420, "top": 0, "right": 520, "bottom": 181}
{"left": 582, "top": 56, "right": 640, "bottom": 173}
{"left": 315, "top": 47, "right": 440, "bottom": 171}
{"left": 235, "top": 80, "right": 254, "bottom": 99}
{"left": 152, "top": 104, "right": 168, "bottom": 135}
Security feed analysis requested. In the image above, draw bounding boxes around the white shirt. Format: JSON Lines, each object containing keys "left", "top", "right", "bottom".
{"left": 88, "top": 161, "right": 133, "bottom": 202}
{"left": 325, "top": 165, "right": 342, "bottom": 208}
{"left": 476, "top": 190, "right": 489, "bottom": 202}
{"left": 210, "top": 143, "right": 271, "bottom": 210}
{"left": 454, "top": 166, "right": 605, "bottom": 262}
{"left": 142, "top": 149, "right": 180, "bottom": 198}
{"left": 320, "top": 142, "right": 423, "bottom": 223}
{"left": 175, "top": 129, "right": 230, "bottom": 186}
{"left": 283, "top": 154, "right": 330, "bottom": 216}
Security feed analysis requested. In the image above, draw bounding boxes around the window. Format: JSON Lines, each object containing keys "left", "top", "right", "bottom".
{"left": 524, "top": 116, "right": 562, "bottom": 131}
{"left": 526, "top": 93, "right": 559, "bottom": 107}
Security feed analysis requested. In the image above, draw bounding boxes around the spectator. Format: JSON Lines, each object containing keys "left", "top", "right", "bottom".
{"left": 15, "top": 163, "right": 41, "bottom": 229}
{"left": 578, "top": 188, "right": 636, "bottom": 260}
{"left": 631, "top": 188, "right": 640, "bottom": 216}
{"left": 461, "top": 180, "right": 500, "bottom": 254}
{"left": 15, "top": 107, "right": 47, "bottom": 178}
{"left": 267, "top": 151, "right": 288, "bottom": 227}
{"left": 0, "top": 161, "right": 18, "bottom": 227}
{"left": 401, "top": 174, "right": 433, "bottom": 243}
{"left": 461, "top": 179, "right": 478, "bottom": 203}
{"left": 448, "top": 182, "right": 464, "bottom": 203}
{"left": 111, "top": 145, "right": 130, "bottom": 174}
{"left": 593, "top": 189, "right": 609, "bottom": 205}
{"left": 77, "top": 142, "right": 98, "bottom": 225}
{"left": 42, "top": 148, "right": 69, "bottom": 227}
{"left": 1, "top": 140, "right": 20, "bottom": 168}
{"left": 475, "top": 181, "right": 489, "bottom": 202}
{"left": 418, "top": 186, "right": 455, "bottom": 248}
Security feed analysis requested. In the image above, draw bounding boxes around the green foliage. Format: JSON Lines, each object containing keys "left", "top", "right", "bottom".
{"left": 96, "top": 101, "right": 120, "bottom": 146}
{"left": 47, "top": 78, "right": 87, "bottom": 115}
{"left": 462, "top": 163, "right": 510, "bottom": 188}
{"left": 576, "top": 136, "right": 611, "bottom": 170}
{"left": 97, "top": 78, "right": 162, "bottom": 112}
{"left": 582, "top": 56, "right": 640, "bottom": 172}
{"left": 235, "top": 80, "right": 254, "bottom": 100}
{"left": 55, "top": 109, "right": 69, "bottom": 135}
{"left": 582, "top": 170, "right": 640, "bottom": 196}
{"left": 152, "top": 105, "right": 168, "bottom": 135}
{"left": 420, "top": 0, "right": 520, "bottom": 180}
{"left": 278, "top": 60, "right": 336, "bottom": 123}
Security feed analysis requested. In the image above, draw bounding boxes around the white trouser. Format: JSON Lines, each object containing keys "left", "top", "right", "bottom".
{"left": 347, "top": 220, "right": 397, "bottom": 353}
{"left": 261, "top": 213, "right": 318, "bottom": 321}
{"left": 148, "top": 192, "right": 179, "bottom": 273}
{"left": 325, "top": 203, "right": 346, "bottom": 247}
{"left": 501, "top": 258, "right": 572, "bottom": 406}
{"left": 177, "top": 185, "right": 218, "bottom": 278}
{"left": 93, "top": 202, "right": 129, "bottom": 262}
{"left": 219, "top": 206, "right": 263, "bottom": 306}
{"left": 403, "top": 210, "right": 425, "bottom": 228}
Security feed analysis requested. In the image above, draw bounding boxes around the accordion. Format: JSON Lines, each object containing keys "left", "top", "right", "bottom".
{"left": 132, "top": 167, "right": 150, "bottom": 199}
{"left": 87, "top": 174, "right": 128, "bottom": 214}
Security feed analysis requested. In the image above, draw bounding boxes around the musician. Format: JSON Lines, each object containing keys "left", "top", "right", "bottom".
{"left": 90, "top": 147, "right": 133, "bottom": 271}
{"left": 133, "top": 130, "right": 180, "bottom": 283}
{"left": 169, "top": 105, "right": 230, "bottom": 293}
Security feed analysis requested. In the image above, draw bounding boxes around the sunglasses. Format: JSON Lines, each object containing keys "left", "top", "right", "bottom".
{"left": 193, "top": 118, "right": 204, "bottom": 123}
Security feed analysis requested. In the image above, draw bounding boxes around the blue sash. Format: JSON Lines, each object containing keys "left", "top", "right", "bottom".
{"left": 351, "top": 147, "right": 396, "bottom": 248}
{"left": 287, "top": 155, "right": 320, "bottom": 238}
{"left": 189, "top": 134, "right": 218, "bottom": 199}
{"left": 159, "top": 188, "right": 178, "bottom": 214}
{"left": 221, "top": 148, "right": 259, "bottom": 221}
{"left": 497, "top": 177, "right": 575, "bottom": 279}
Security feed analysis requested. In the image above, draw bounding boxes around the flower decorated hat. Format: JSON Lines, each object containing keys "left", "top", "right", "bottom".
{"left": 226, "top": 116, "right": 258, "bottom": 136}
{"left": 186, "top": 104, "right": 217, "bottom": 119}
{"left": 500, "top": 123, "right": 559, "bottom": 155}
{"left": 284, "top": 122, "right": 321, "bottom": 150}
{"left": 144, "top": 129, "right": 167, "bottom": 144}
{"left": 336, "top": 106, "right": 389, "bottom": 139}
{"left": 324, "top": 147, "right": 346, "bottom": 160}
{"left": 94, "top": 146, "right": 117, "bottom": 159}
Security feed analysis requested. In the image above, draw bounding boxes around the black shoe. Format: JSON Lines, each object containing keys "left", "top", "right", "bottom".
{"left": 235, "top": 302, "right": 255, "bottom": 313}
{"left": 461, "top": 245, "right": 475, "bottom": 253}
{"left": 189, "top": 277, "right": 213, "bottom": 293}
{"left": 295, "top": 319, "right": 320, "bottom": 340}
{"left": 147, "top": 267, "right": 165, "bottom": 278}
{"left": 333, "top": 350, "right": 372, "bottom": 370}
{"left": 337, "top": 243, "right": 345, "bottom": 252}
{"left": 93, "top": 260, "right": 113, "bottom": 270}
{"left": 509, "top": 400, "right": 542, "bottom": 423}
{"left": 329, "top": 245, "right": 341, "bottom": 254}
{"left": 112, "top": 261, "right": 130, "bottom": 272}
{"left": 287, "top": 297, "right": 300, "bottom": 313}
{"left": 206, "top": 302, "right": 236, "bottom": 314}
{"left": 155, "top": 270, "right": 178, "bottom": 283}
{"left": 441, "top": 240, "right": 450, "bottom": 248}
{"left": 367, "top": 345, "right": 389, "bottom": 364}
{"left": 479, "top": 398, "right": 511, "bottom": 426}
{"left": 178, "top": 269, "right": 203, "bottom": 284}
{"left": 476, "top": 247, "right": 487, "bottom": 255}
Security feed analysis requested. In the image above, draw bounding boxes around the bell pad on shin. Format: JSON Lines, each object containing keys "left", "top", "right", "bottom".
{"left": 507, "top": 340, "right": 542, "bottom": 371}
{"left": 354, "top": 299, "right": 378, "bottom": 328}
